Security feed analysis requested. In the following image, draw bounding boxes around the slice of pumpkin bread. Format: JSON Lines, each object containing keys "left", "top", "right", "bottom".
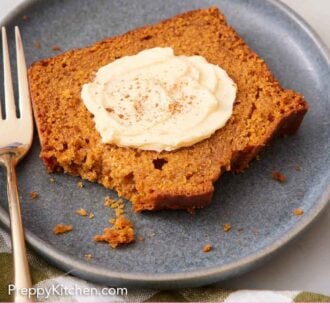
{"left": 28, "top": 7, "right": 307, "bottom": 211}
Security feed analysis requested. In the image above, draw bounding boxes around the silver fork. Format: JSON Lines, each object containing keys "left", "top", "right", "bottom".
{"left": 0, "top": 27, "right": 34, "bottom": 302}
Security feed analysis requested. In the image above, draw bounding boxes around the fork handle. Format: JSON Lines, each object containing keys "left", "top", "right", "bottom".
{"left": 1, "top": 154, "right": 34, "bottom": 302}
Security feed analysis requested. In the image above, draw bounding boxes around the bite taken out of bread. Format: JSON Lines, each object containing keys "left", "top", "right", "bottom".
{"left": 28, "top": 7, "right": 307, "bottom": 212}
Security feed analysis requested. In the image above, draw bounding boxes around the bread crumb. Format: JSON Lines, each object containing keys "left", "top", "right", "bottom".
{"left": 53, "top": 224, "right": 73, "bottom": 235}
{"left": 104, "top": 196, "right": 115, "bottom": 207}
{"left": 52, "top": 45, "right": 61, "bottom": 52}
{"left": 84, "top": 254, "right": 93, "bottom": 261}
{"left": 76, "top": 208, "right": 94, "bottom": 218}
{"left": 186, "top": 207, "right": 196, "bottom": 215}
{"left": 293, "top": 208, "right": 304, "bottom": 216}
{"left": 223, "top": 223, "right": 231, "bottom": 232}
{"left": 22, "top": 15, "right": 29, "bottom": 21}
{"left": 49, "top": 177, "right": 55, "bottom": 183}
{"left": 30, "top": 191, "right": 39, "bottom": 200}
{"left": 77, "top": 181, "right": 84, "bottom": 188}
{"left": 109, "top": 218, "right": 116, "bottom": 225}
{"left": 203, "top": 244, "right": 212, "bottom": 252}
{"left": 138, "top": 236, "right": 145, "bottom": 242}
{"left": 252, "top": 228, "right": 259, "bottom": 235}
{"left": 34, "top": 41, "right": 41, "bottom": 49}
{"left": 256, "top": 154, "right": 261, "bottom": 161}
{"left": 294, "top": 165, "right": 301, "bottom": 172}
{"left": 272, "top": 171, "right": 286, "bottom": 183}
{"left": 76, "top": 208, "right": 88, "bottom": 216}
{"left": 94, "top": 216, "right": 135, "bottom": 248}
{"left": 104, "top": 196, "right": 125, "bottom": 217}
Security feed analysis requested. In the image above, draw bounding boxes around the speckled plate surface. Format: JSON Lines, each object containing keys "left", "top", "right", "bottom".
{"left": 0, "top": 0, "right": 329, "bottom": 288}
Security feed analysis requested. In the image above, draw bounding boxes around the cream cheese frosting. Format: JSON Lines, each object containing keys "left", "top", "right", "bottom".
{"left": 81, "top": 47, "right": 237, "bottom": 152}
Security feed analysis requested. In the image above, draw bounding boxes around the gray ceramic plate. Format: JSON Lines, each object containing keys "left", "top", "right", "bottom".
{"left": 0, "top": 0, "right": 329, "bottom": 288}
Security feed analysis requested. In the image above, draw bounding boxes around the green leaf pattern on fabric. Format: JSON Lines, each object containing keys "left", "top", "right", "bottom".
{"left": 294, "top": 292, "right": 330, "bottom": 303}
{"left": 0, "top": 252, "right": 50, "bottom": 302}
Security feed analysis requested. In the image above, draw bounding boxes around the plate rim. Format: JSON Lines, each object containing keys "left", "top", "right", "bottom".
{"left": 0, "top": 0, "right": 329, "bottom": 288}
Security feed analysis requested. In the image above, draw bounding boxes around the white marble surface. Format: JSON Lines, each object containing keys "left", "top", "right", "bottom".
{"left": 0, "top": 0, "right": 329, "bottom": 295}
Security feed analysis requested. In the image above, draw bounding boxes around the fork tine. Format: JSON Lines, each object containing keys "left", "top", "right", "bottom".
{"left": 1, "top": 27, "right": 16, "bottom": 119}
{"left": 15, "top": 26, "right": 32, "bottom": 121}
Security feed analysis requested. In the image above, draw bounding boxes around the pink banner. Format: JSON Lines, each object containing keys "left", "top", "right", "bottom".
{"left": 1, "top": 303, "right": 328, "bottom": 329}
